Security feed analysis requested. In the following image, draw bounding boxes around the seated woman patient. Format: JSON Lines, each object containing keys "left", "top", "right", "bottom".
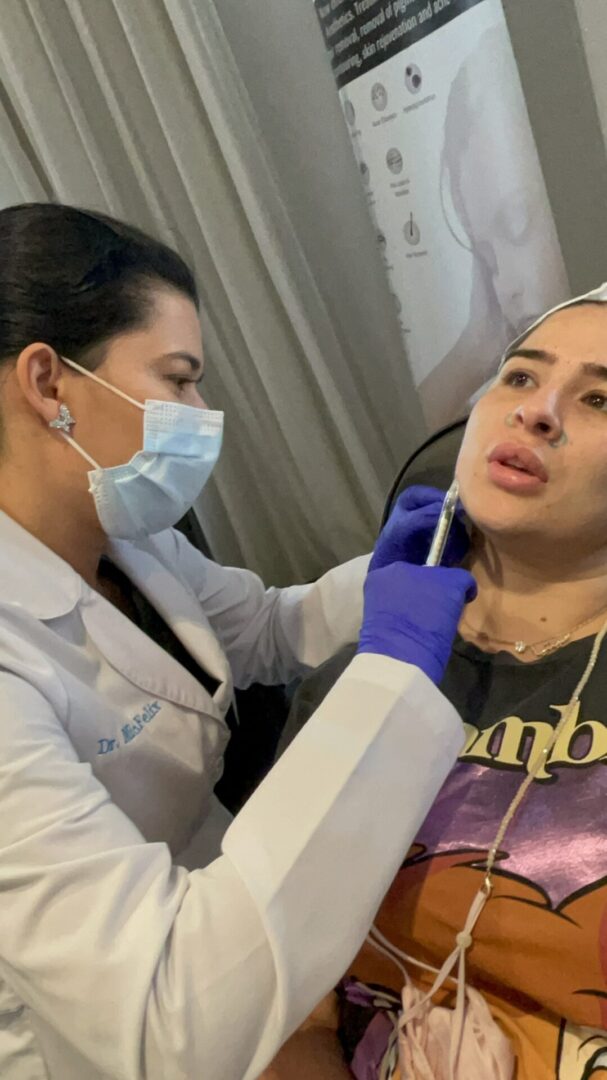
{"left": 264, "top": 284, "right": 607, "bottom": 1080}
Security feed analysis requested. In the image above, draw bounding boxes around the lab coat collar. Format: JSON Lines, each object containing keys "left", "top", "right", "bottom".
{"left": 0, "top": 510, "right": 84, "bottom": 618}
{"left": 0, "top": 510, "right": 233, "bottom": 716}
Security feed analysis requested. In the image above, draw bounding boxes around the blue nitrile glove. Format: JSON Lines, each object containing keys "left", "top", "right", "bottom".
{"left": 358, "top": 562, "right": 477, "bottom": 685}
{"left": 370, "top": 485, "right": 469, "bottom": 572}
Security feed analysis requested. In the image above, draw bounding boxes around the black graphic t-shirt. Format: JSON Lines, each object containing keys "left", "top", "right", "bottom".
{"left": 286, "top": 633, "right": 607, "bottom": 1079}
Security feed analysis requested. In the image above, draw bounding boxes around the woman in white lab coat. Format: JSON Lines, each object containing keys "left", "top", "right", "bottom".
{"left": 0, "top": 203, "right": 475, "bottom": 1080}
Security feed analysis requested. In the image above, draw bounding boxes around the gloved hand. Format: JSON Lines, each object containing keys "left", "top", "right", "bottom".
{"left": 358, "top": 484, "right": 475, "bottom": 683}
{"left": 370, "top": 485, "right": 469, "bottom": 572}
{"left": 358, "top": 561, "right": 477, "bottom": 685}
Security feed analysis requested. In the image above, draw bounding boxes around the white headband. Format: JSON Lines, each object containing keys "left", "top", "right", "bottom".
{"left": 498, "top": 281, "right": 607, "bottom": 370}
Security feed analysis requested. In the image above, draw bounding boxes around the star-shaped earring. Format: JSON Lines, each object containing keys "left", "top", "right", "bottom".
{"left": 49, "top": 404, "right": 75, "bottom": 434}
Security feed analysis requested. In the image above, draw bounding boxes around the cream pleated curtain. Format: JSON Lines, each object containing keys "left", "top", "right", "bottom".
{"left": 0, "top": 0, "right": 424, "bottom": 583}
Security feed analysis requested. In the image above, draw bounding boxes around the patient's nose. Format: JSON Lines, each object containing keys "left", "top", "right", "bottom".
{"left": 509, "top": 398, "right": 564, "bottom": 443}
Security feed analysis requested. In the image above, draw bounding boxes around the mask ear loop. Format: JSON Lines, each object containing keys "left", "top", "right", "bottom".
{"left": 51, "top": 355, "right": 146, "bottom": 472}
{"left": 60, "top": 433, "right": 100, "bottom": 470}
{"left": 60, "top": 356, "right": 145, "bottom": 411}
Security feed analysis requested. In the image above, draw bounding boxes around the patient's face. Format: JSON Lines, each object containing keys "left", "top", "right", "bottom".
{"left": 456, "top": 304, "right": 607, "bottom": 557}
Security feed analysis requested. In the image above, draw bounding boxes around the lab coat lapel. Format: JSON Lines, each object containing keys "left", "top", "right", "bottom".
{"left": 106, "top": 539, "right": 233, "bottom": 713}
{"left": 0, "top": 511, "right": 232, "bottom": 717}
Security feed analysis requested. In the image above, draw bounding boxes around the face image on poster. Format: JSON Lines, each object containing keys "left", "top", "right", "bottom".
{"left": 315, "top": 0, "right": 570, "bottom": 430}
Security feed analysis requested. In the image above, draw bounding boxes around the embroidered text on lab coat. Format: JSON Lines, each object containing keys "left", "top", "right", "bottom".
{"left": 97, "top": 701, "right": 162, "bottom": 755}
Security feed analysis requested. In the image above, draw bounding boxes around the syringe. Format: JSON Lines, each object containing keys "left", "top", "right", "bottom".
{"left": 425, "top": 479, "right": 460, "bottom": 567}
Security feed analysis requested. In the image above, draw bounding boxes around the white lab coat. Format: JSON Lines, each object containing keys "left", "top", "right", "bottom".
{"left": 0, "top": 510, "right": 464, "bottom": 1080}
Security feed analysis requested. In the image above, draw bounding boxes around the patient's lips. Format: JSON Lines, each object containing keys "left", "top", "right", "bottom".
{"left": 487, "top": 442, "right": 549, "bottom": 492}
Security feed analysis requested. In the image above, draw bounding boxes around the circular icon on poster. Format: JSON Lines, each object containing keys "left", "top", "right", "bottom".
{"left": 386, "top": 148, "right": 403, "bottom": 174}
{"left": 405, "top": 63, "right": 422, "bottom": 94}
{"left": 404, "top": 213, "right": 421, "bottom": 246}
{"left": 360, "top": 161, "right": 370, "bottom": 184}
{"left": 371, "top": 82, "right": 388, "bottom": 111}
{"left": 344, "top": 100, "right": 355, "bottom": 126}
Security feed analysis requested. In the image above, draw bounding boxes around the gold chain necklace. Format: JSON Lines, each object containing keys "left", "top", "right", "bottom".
{"left": 461, "top": 600, "right": 607, "bottom": 658}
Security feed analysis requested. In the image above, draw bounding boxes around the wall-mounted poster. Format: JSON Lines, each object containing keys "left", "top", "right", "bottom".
{"left": 315, "top": 0, "right": 569, "bottom": 429}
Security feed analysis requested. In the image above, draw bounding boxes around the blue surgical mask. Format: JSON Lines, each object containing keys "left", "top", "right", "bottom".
{"left": 57, "top": 357, "right": 223, "bottom": 541}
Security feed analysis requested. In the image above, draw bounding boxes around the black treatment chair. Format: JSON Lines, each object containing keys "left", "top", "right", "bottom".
{"left": 380, "top": 417, "right": 467, "bottom": 527}
{"left": 276, "top": 417, "right": 469, "bottom": 756}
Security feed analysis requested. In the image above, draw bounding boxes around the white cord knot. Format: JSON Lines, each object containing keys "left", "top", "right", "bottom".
{"left": 456, "top": 930, "right": 472, "bottom": 950}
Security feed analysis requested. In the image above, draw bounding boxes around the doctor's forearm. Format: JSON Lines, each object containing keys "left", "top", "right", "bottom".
{"left": 248, "top": 554, "right": 370, "bottom": 686}
{"left": 225, "top": 653, "right": 464, "bottom": 1078}
{"left": 287, "top": 554, "right": 370, "bottom": 670}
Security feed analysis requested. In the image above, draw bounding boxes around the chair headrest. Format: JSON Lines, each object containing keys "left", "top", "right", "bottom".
{"left": 381, "top": 417, "right": 468, "bottom": 528}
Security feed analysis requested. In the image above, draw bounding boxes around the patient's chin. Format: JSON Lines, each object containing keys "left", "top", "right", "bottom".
{"left": 464, "top": 502, "right": 545, "bottom": 543}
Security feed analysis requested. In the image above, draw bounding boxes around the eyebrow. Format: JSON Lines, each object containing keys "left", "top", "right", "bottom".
{"left": 155, "top": 351, "right": 204, "bottom": 377}
{"left": 504, "top": 347, "right": 607, "bottom": 382}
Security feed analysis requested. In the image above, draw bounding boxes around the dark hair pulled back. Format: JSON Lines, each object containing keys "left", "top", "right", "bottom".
{"left": 0, "top": 203, "right": 198, "bottom": 369}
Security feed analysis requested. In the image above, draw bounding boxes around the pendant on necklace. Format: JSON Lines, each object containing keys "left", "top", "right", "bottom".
{"left": 514, "top": 641, "right": 527, "bottom": 654}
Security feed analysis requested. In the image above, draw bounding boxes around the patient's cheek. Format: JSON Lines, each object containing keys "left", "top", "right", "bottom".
{"left": 454, "top": 436, "right": 482, "bottom": 506}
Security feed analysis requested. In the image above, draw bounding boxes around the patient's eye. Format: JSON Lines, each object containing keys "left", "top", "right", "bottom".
{"left": 502, "top": 369, "right": 534, "bottom": 389}
{"left": 583, "top": 391, "right": 607, "bottom": 412}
